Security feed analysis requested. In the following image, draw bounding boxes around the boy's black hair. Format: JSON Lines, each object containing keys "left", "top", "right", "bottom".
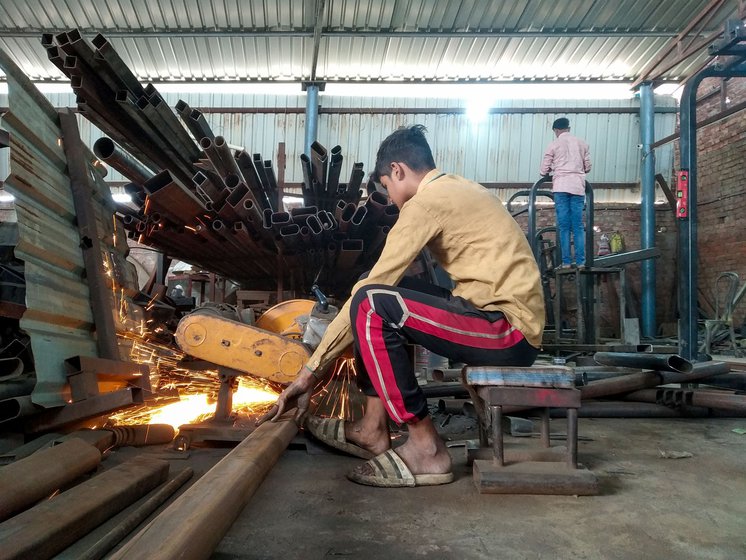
{"left": 372, "top": 124, "right": 436, "bottom": 183}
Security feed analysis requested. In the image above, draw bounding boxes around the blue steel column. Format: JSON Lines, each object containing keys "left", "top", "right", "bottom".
{"left": 640, "top": 82, "right": 656, "bottom": 338}
{"left": 304, "top": 83, "right": 319, "bottom": 156}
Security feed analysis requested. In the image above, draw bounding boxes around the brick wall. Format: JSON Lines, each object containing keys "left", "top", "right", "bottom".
{"left": 513, "top": 203, "right": 678, "bottom": 333}
{"left": 674, "top": 77, "right": 746, "bottom": 327}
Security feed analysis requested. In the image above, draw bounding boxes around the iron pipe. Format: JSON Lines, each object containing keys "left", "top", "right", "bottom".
{"left": 106, "top": 424, "right": 175, "bottom": 447}
{"left": 336, "top": 239, "right": 364, "bottom": 269}
{"left": 593, "top": 352, "right": 692, "bottom": 373}
{"left": 290, "top": 206, "right": 318, "bottom": 225}
{"left": 188, "top": 108, "right": 216, "bottom": 142}
{"left": 326, "top": 145, "right": 343, "bottom": 202}
{"left": 92, "top": 33, "right": 146, "bottom": 97}
{"left": 236, "top": 150, "right": 271, "bottom": 210}
{"left": 300, "top": 153, "right": 314, "bottom": 206}
{"left": 364, "top": 190, "right": 388, "bottom": 221}
{"left": 349, "top": 205, "right": 368, "bottom": 238}
{"left": 334, "top": 199, "right": 347, "bottom": 221}
{"left": 0, "top": 396, "right": 38, "bottom": 424}
{"left": 306, "top": 214, "right": 323, "bottom": 237}
{"left": 150, "top": 93, "right": 200, "bottom": 160}
{"left": 193, "top": 171, "right": 228, "bottom": 207}
{"left": 0, "top": 376, "right": 36, "bottom": 401}
{"left": 93, "top": 137, "right": 153, "bottom": 185}
{"left": 580, "top": 360, "right": 729, "bottom": 400}
{"left": 214, "top": 136, "right": 244, "bottom": 181}
{"left": 382, "top": 203, "right": 400, "bottom": 226}
{"left": 338, "top": 202, "right": 356, "bottom": 233}
{"left": 625, "top": 387, "right": 746, "bottom": 413}
{"left": 346, "top": 163, "right": 365, "bottom": 201}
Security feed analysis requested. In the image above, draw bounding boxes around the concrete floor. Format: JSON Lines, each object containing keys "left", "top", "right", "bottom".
{"left": 207, "top": 416, "right": 746, "bottom": 560}
{"left": 44, "top": 412, "right": 746, "bottom": 560}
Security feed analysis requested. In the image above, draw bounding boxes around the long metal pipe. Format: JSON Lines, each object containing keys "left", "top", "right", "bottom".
{"left": 93, "top": 137, "right": 153, "bottom": 185}
{"left": 109, "top": 415, "right": 298, "bottom": 560}
{"left": 0, "top": 396, "right": 38, "bottom": 424}
{"left": 640, "top": 82, "right": 656, "bottom": 338}
{"left": 580, "top": 360, "right": 729, "bottom": 400}
{"left": 304, "top": 83, "right": 320, "bottom": 157}
{"left": 625, "top": 387, "right": 746, "bottom": 413}
{"left": 551, "top": 401, "right": 695, "bottom": 418}
{"left": 593, "top": 352, "right": 692, "bottom": 373}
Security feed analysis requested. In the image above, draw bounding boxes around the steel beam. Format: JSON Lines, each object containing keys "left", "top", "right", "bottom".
{"left": 304, "top": 83, "right": 320, "bottom": 157}
{"left": 0, "top": 438, "right": 101, "bottom": 522}
{"left": 0, "top": 457, "right": 168, "bottom": 560}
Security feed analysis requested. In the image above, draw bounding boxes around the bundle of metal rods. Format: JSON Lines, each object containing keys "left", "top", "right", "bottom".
{"left": 45, "top": 30, "right": 399, "bottom": 294}
{"left": 301, "top": 142, "right": 366, "bottom": 211}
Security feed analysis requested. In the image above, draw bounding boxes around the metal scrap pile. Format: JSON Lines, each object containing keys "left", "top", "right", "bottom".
{"left": 44, "top": 30, "right": 398, "bottom": 294}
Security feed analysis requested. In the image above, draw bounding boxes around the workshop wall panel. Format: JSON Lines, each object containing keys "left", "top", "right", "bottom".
{"left": 0, "top": 92, "right": 677, "bottom": 206}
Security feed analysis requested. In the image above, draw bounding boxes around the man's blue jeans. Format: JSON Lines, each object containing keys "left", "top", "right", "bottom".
{"left": 554, "top": 192, "right": 585, "bottom": 266}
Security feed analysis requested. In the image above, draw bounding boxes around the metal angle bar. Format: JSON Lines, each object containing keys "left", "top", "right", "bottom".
{"left": 25, "top": 387, "right": 143, "bottom": 433}
{"left": 631, "top": 0, "right": 728, "bottom": 88}
{"left": 593, "top": 248, "right": 661, "bottom": 268}
{"left": 183, "top": 106, "right": 679, "bottom": 115}
{"left": 309, "top": 0, "right": 326, "bottom": 80}
{"left": 187, "top": 107, "right": 217, "bottom": 142}
{"left": 150, "top": 94, "right": 200, "bottom": 161}
{"left": 59, "top": 110, "right": 120, "bottom": 360}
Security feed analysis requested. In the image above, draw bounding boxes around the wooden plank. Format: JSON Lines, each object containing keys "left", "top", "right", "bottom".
{"left": 0, "top": 457, "right": 169, "bottom": 560}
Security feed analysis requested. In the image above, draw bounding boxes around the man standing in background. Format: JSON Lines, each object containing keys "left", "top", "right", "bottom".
{"left": 540, "top": 117, "right": 592, "bottom": 269}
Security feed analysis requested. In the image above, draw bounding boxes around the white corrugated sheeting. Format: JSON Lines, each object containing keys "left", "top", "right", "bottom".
{"left": 0, "top": 91, "right": 677, "bottom": 204}
{"left": 0, "top": 0, "right": 738, "bottom": 82}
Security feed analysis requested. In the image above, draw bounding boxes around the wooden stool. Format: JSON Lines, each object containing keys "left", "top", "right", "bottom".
{"left": 463, "top": 365, "right": 599, "bottom": 495}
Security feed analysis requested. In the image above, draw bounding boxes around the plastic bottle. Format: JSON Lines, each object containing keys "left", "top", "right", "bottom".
{"left": 597, "top": 233, "right": 610, "bottom": 256}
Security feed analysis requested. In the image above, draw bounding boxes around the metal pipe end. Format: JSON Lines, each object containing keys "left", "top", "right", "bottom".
{"left": 668, "top": 355, "right": 693, "bottom": 374}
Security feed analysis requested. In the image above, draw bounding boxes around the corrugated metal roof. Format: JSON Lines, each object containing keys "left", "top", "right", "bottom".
{"left": 0, "top": 0, "right": 740, "bottom": 83}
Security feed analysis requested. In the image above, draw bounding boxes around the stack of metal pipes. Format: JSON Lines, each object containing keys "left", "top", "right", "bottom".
{"left": 300, "top": 141, "right": 367, "bottom": 211}
{"left": 45, "top": 29, "right": 400, "bottom": 293}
